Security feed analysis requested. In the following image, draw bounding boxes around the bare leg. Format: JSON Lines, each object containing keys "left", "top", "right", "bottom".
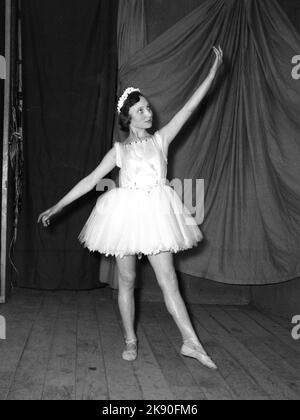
{"left": 147, "top": 251, "right": 201, "bottom": 345}
{"left": 147, "top": 251, "right": 217, "bottom": 369}
{"left": 115, "top": 255, "right": 137, "bottom": 341}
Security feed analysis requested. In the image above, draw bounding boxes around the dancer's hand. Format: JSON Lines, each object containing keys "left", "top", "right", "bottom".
{"left": 210, "top": 45, "right": 223, "bottom": 77}
{"left": 37, "top": 204, "right": 62, "bottom": 227}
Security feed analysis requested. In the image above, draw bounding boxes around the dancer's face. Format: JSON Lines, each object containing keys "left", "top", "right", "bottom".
{"left": 129, "top": 96, "right": 153, "bottom": 130}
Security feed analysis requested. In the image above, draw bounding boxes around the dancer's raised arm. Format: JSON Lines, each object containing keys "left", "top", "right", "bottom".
{"left": 158, "top": 46, "right": 223, "bottom": 146}
{"left": 37, "top": 146, "right": 117, "bottom": 227}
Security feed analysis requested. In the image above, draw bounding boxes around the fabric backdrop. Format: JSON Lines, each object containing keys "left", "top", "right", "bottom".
{"left": 99, "top": 0, "right": 148, "bottom": 289}
{"left": 119, "top": 0, "right": 300, "bottom": 285}
{"left": 118, "top": 0, "right": 147, "bottom": 70}
{"left": 12, "top": 0, "right": 118, "bottom": 289}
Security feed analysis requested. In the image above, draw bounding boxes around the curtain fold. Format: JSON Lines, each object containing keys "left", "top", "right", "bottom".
{"left": 99, "top": 0, "right": 148, "bottom": 289}
{"left": 18, "top": 0, "right": 299, "bottom": 288}
{"left": 118, "top": 0, "right": 300, "bottom": 284}
{"left": 114, "top": 0, "right": 148, "bottom": 143}
{"left": 118, "top": 0, "right": 147, "bottom": 70}
{"left": 13, "top": 0, "right": 118, "bottom": 289}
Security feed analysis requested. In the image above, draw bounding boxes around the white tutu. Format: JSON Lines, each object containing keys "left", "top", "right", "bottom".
{"left": 78, "top": 131, "right": 203, "bottom": 259}
{"left": 78, "top": 183, "right": 203, "bottom": 259}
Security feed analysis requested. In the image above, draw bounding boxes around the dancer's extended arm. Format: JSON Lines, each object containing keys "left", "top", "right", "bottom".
{"left": 37, "top": 146, "right": 117, "bottom": 226}
{"left": 158, "top": 46, "right": 223, "bottom": 147}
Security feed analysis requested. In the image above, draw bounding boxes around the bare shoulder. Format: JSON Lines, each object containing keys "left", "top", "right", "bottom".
{"left": 112, "top": 141, "right": 123, "bottom": 151}
{"left": 154, "top": 129, "right": 169, "bottom": 162}
{"left": 102, "top": 143, "right": 117, "bottom": 165}
{"left": 101, "top": 144, "right": 117, "bottom": 165}
{"left": 155, "top": 129, "right": 170, "bottom": 148}
{"left": 85, "top": 143, "right": 118, "bottom": 188}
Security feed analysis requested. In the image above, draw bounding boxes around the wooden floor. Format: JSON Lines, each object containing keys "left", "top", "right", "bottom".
{"left": 0, "top": 287, "right": 299, "bottom": 400}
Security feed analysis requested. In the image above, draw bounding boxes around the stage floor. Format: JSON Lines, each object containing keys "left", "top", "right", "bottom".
{"left": 0, "top": 288, "right": 299, "bottom": 400}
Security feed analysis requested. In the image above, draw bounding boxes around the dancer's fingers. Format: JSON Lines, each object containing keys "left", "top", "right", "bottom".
{"left": 42, "top": 215, "right": 50, "bottom": 227}
{"left": 212, "top": 46, "right": 223, "bottom": 69}
{"left": 37, "top": 213, "right": 45, "bottom": 224}
{"left": 213, "top": 47, "right": 220, "bottom": 60}
{"left": 217, "top": 47, "right": 223, "bottom": 62}
{"left": 37, "top": 210, "right": 51, "bottom": 226}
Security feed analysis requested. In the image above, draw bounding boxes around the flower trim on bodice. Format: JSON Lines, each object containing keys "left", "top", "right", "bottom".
{"left": 123, "top": 136, "right": 153, "bottom": 147}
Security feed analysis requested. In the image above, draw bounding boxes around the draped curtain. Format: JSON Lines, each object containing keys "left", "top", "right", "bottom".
{"left": 116, "top": 0, "right": 300, "bottom": 285}
{"left": 118, "top": 0, "right": 147, "bottom": 70}
{"left": 14, "top": 0, "right": 300, "bottom": 289}
{"left": 99, "top": 0, "right": 148, "bottom": 289}
{"left": 13, "top": 0, "right": 118, "bottom": 289}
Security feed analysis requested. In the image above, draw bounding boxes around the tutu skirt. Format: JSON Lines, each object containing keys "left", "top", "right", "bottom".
{"left": 78, "top": 184, "right": 203, "bottom": 259}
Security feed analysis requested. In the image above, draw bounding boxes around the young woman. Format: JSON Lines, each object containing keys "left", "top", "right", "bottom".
{"left": 38, "top": 46, "right": 223, "bottom": 369}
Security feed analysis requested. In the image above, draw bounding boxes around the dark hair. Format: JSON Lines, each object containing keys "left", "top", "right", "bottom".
{"left": 118, "top": 91, "right": 143, "bottom": 131}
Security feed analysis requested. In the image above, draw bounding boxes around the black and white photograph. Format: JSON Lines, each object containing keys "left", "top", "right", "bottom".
{"left": 0, "top": 0, "right": 300, "bottom": 402}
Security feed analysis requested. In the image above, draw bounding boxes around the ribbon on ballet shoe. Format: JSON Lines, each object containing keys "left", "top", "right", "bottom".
{"left": 122, "top": 338, "right": 138, "bottom": 362}
{"left": 181, "top": 342, "right": 217, "bottom": 370}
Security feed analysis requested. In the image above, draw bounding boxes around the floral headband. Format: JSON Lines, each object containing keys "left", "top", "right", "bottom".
{"left": 117, "top": 87, "right": 141, "bottom": 114}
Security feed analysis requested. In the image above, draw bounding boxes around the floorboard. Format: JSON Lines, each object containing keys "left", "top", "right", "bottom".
{"left": 0, "top": 289, "right": 299, "bottom": 400}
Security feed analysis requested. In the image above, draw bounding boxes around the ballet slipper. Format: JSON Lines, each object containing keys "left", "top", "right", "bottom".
{"left": 181, "top": 339, "right": 217, "bottom": 370}
{"left": 122, "top": 338, "right": 138, "bottom": 361}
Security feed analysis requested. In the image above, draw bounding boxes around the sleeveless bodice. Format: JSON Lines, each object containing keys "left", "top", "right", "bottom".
{"left": 79, "top": 130, "right": 203, "bottom": 260}
{"left": 114, "top": 131, "right": 168, "bottom": 190}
